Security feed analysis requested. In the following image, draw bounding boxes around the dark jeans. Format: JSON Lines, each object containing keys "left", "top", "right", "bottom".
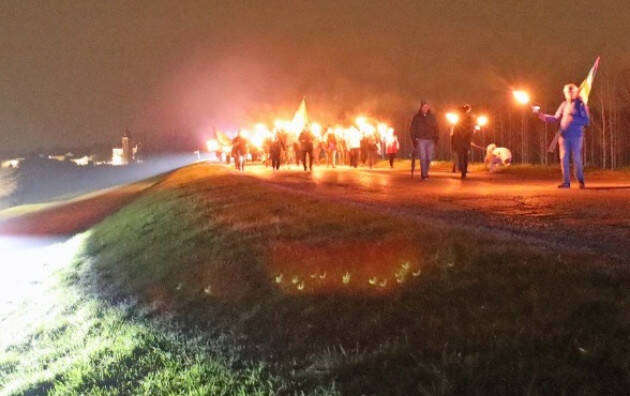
{"left": 456, "top": 147, "right": 469, "bottom": 178}
{"left": 302, "top": 149, "right": 313, "bottom": 170}
{"left": 418, "top": 139, "right": 435, "bottom": 178}
{"left": 388, "top": 153, "right": 396, "bottom": 168}
{"left": 271, "top": 155, "right": 281, "bottom": 170}
{"left": 367, "top": 150, "right": 377, "bottom": 168}
{"left": 559, "top": 136, "right": 584, "bottom": 185}
{"left": 350, "top": 148, "right": 360, "bottom": 168}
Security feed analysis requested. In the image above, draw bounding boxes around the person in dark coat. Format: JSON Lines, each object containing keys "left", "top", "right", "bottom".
{"left": 231, "top": 133, "right": 248, "bottom": 172}
{"left": 269, "top": 134, "right": 285, "bottom": 171}
{"left": 299, "top": 128, "right": 315, "bottom": 171}
{"left": 451, "top": 104, "right": 475, "bottom": 179}
{"left": 409, "top": 100, "right": 440, "bottom": 179}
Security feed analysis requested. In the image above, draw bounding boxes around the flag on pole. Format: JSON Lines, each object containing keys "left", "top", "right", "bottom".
{"left": 291, "top": 97, "right": 308, "bottom": 134}
{"left": 216, "top": 131, "right": 233, "bottom": 147}
{"left": 578, "top": 56, "right": 600, "bottom": 105}
{"left": 548, "top": 57, "right": 600, "bottom": 153}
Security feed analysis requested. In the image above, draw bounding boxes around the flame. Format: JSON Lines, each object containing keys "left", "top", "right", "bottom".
{"left": 446, "top": 112, "right": 459, "bottom": 125}
{"left": 211, "top": 99, "right": 397, "bottom": 155}
{"left": 310, "top": 122, "right": 323, "bottom": 139}
{"left": 512, "top": 90, "right": 530, "bottom": 105}
{"left": 477, "top": 115, "right": 488, "bottom": 127}
{"left": 206, "top": 139, "right": 219, "bottom": 152}
{"left": 249, "top": 123, "right": 271, "bottom": 149}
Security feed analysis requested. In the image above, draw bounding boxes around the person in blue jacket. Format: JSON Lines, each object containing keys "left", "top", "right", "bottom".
{"left": 538, "top": 83, "right": 590, "bottom": 189}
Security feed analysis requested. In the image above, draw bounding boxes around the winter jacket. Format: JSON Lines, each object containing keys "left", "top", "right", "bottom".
{"left": 299, "top": 130, "right": 314, "bottom": 151}
{"left": 451, "top": 113, "right": 475, "bottom": 151}
{"left": 543, "top": 97, "right": 589, "bottom": 139}
{"left": 410, "top": 111, "right": 440, "bottom": 143}
{"left": 232, "top": 136, "right": 248, "bottom": 156}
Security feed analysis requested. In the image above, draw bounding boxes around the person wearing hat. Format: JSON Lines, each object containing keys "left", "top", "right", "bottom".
{"left": 451, "top": 104, "right": 475, "bottom": 179}
{"left": 409, "top": 100, "right": 440, "bottom": 179}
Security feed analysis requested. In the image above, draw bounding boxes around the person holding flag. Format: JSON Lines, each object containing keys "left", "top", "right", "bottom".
{"left": 538, "top": 83, "right": 590, "bottom": 188}
{"left": 538, "top": 57, "right": 598, "bottom": 189}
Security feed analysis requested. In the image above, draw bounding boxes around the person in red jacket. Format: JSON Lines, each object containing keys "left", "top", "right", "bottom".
{"left": 385, "top": 129, "right": 400, "bottom": 168}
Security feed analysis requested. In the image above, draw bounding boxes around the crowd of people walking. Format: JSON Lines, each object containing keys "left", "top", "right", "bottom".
{"left": 228, "top": 82, "right": 589, "bottom": 188}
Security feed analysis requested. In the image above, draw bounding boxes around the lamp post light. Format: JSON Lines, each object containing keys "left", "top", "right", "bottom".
{"left": 512, "top": 90, "right": 530, "bottom": 164}
{"left": 475, "top": 115, "right": 489, "bottom": 162}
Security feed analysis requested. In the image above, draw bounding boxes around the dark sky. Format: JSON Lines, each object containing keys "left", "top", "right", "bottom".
{"left": 2, "top": 0, "right": 629, "bottom": 153}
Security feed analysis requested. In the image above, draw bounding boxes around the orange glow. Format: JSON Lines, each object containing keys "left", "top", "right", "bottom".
{"left": 220, "top": 100, "right": 395, "bottom": 151}
{"left": 446, "top": 112, "right": 459, "bottom": 125}
{"left": 206, "top": 139, "right": 219, "bottom": 152}
{"left": 477, "top": 115, "right": 488, "bottom": 127}
{"left": 249, "top": 123, "right": 271, "bottom": 149}
{"left": 513, "top": 90, "right": 530, "bottom": 105}
{"left": 377, "top": 122, "right": 388, "bottom": 136}
{"left": 310, "top": 122, "right": 322, "bottom": 138}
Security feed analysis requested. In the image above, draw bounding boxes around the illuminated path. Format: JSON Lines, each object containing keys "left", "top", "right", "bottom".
{"left": 235, "top": 163, "right": 630, "bottom": 264}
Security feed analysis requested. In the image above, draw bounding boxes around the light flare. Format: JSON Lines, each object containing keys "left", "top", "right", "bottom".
{"left": 512, "top": 90, "right": 530, "bottom": 105}
{"left": 446, "top": 112, "right": 459, "bottom": 125}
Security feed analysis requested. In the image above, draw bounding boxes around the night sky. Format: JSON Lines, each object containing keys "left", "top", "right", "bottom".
{"left": 1, "top": 0, "right": 629, "bottom": 153}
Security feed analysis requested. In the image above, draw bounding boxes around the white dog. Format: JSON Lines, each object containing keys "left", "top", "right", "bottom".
{"left": 485, "top": 144, "right": 512, "bottom": 172}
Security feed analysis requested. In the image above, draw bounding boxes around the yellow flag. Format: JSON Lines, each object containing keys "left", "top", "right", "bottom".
{"left": 291, "top": 97, "right": 308, "bottom": 133}
{"left": 548, "top": 57, "right": 600, "bottom": 152}
{"left": 216, "top": 131, "right": 232, "bottom": 146}
{"left": 578, "top": 56, "right": 600, "bottom": 105}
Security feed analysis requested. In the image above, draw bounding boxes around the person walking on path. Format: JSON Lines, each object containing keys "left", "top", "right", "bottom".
{"left": 409, "top": 100, "right": 440, "bottom": 179}
{"left": 451, "top": 104, "right": 475, "bottom": 179}
{"left": 231, "top": 132, "right": 248, "bottom": 172}
{"left": 299, "top": 128, "right": 315, "bottom": 171}
{"left": 347, "top": 127, "right": 361, "bottom": 168}
{"left": 326, "top": 129, "right": 338, "bottom": 168}
{"left": 269, "top": 134, "right": 285, "bottom": 171}
{"left": 385, "top": 129, "right": 400, "bottom": 168}
{"left": 366, "top": 133, "right": 379, "bottom": 168}
{"left": 537, "top": 83, "right": 590, "bottom": 189}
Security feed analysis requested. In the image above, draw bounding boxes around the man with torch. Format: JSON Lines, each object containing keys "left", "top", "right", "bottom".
{"left": 537, "top": 57, "right": 598, "bottom": 189}
{"left": 537, "top": 83, "right": 590, "bottom": 189}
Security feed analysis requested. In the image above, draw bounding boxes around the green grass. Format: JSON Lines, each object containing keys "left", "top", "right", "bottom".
{"left": 2, "top": 163, "right": 630, "bottom": 395}
{"left": 0, "top": 235, "right": 281, "bottom": 395}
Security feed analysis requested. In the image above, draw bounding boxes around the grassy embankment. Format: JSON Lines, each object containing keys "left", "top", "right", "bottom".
{"left": 2, "top": 163, "right": 629, "bottom": 395}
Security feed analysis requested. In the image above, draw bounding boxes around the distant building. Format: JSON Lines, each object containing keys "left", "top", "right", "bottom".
{"left": 122, "top": 130, "right": 133, "bottom": 164}
{"left": 111, "top": 148, "right": 124, "bottom": 166}
{"left": 112, "top": 130, "right": 139, "bottom": 166}
{"left": 70, "top": 155, "right": 92, "bottom": 166}
{"left": 48, "top": 152, "right": 74, "bottom": 162}
{"left": 1, "top": 158, "right": 24, "bottom": 169}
